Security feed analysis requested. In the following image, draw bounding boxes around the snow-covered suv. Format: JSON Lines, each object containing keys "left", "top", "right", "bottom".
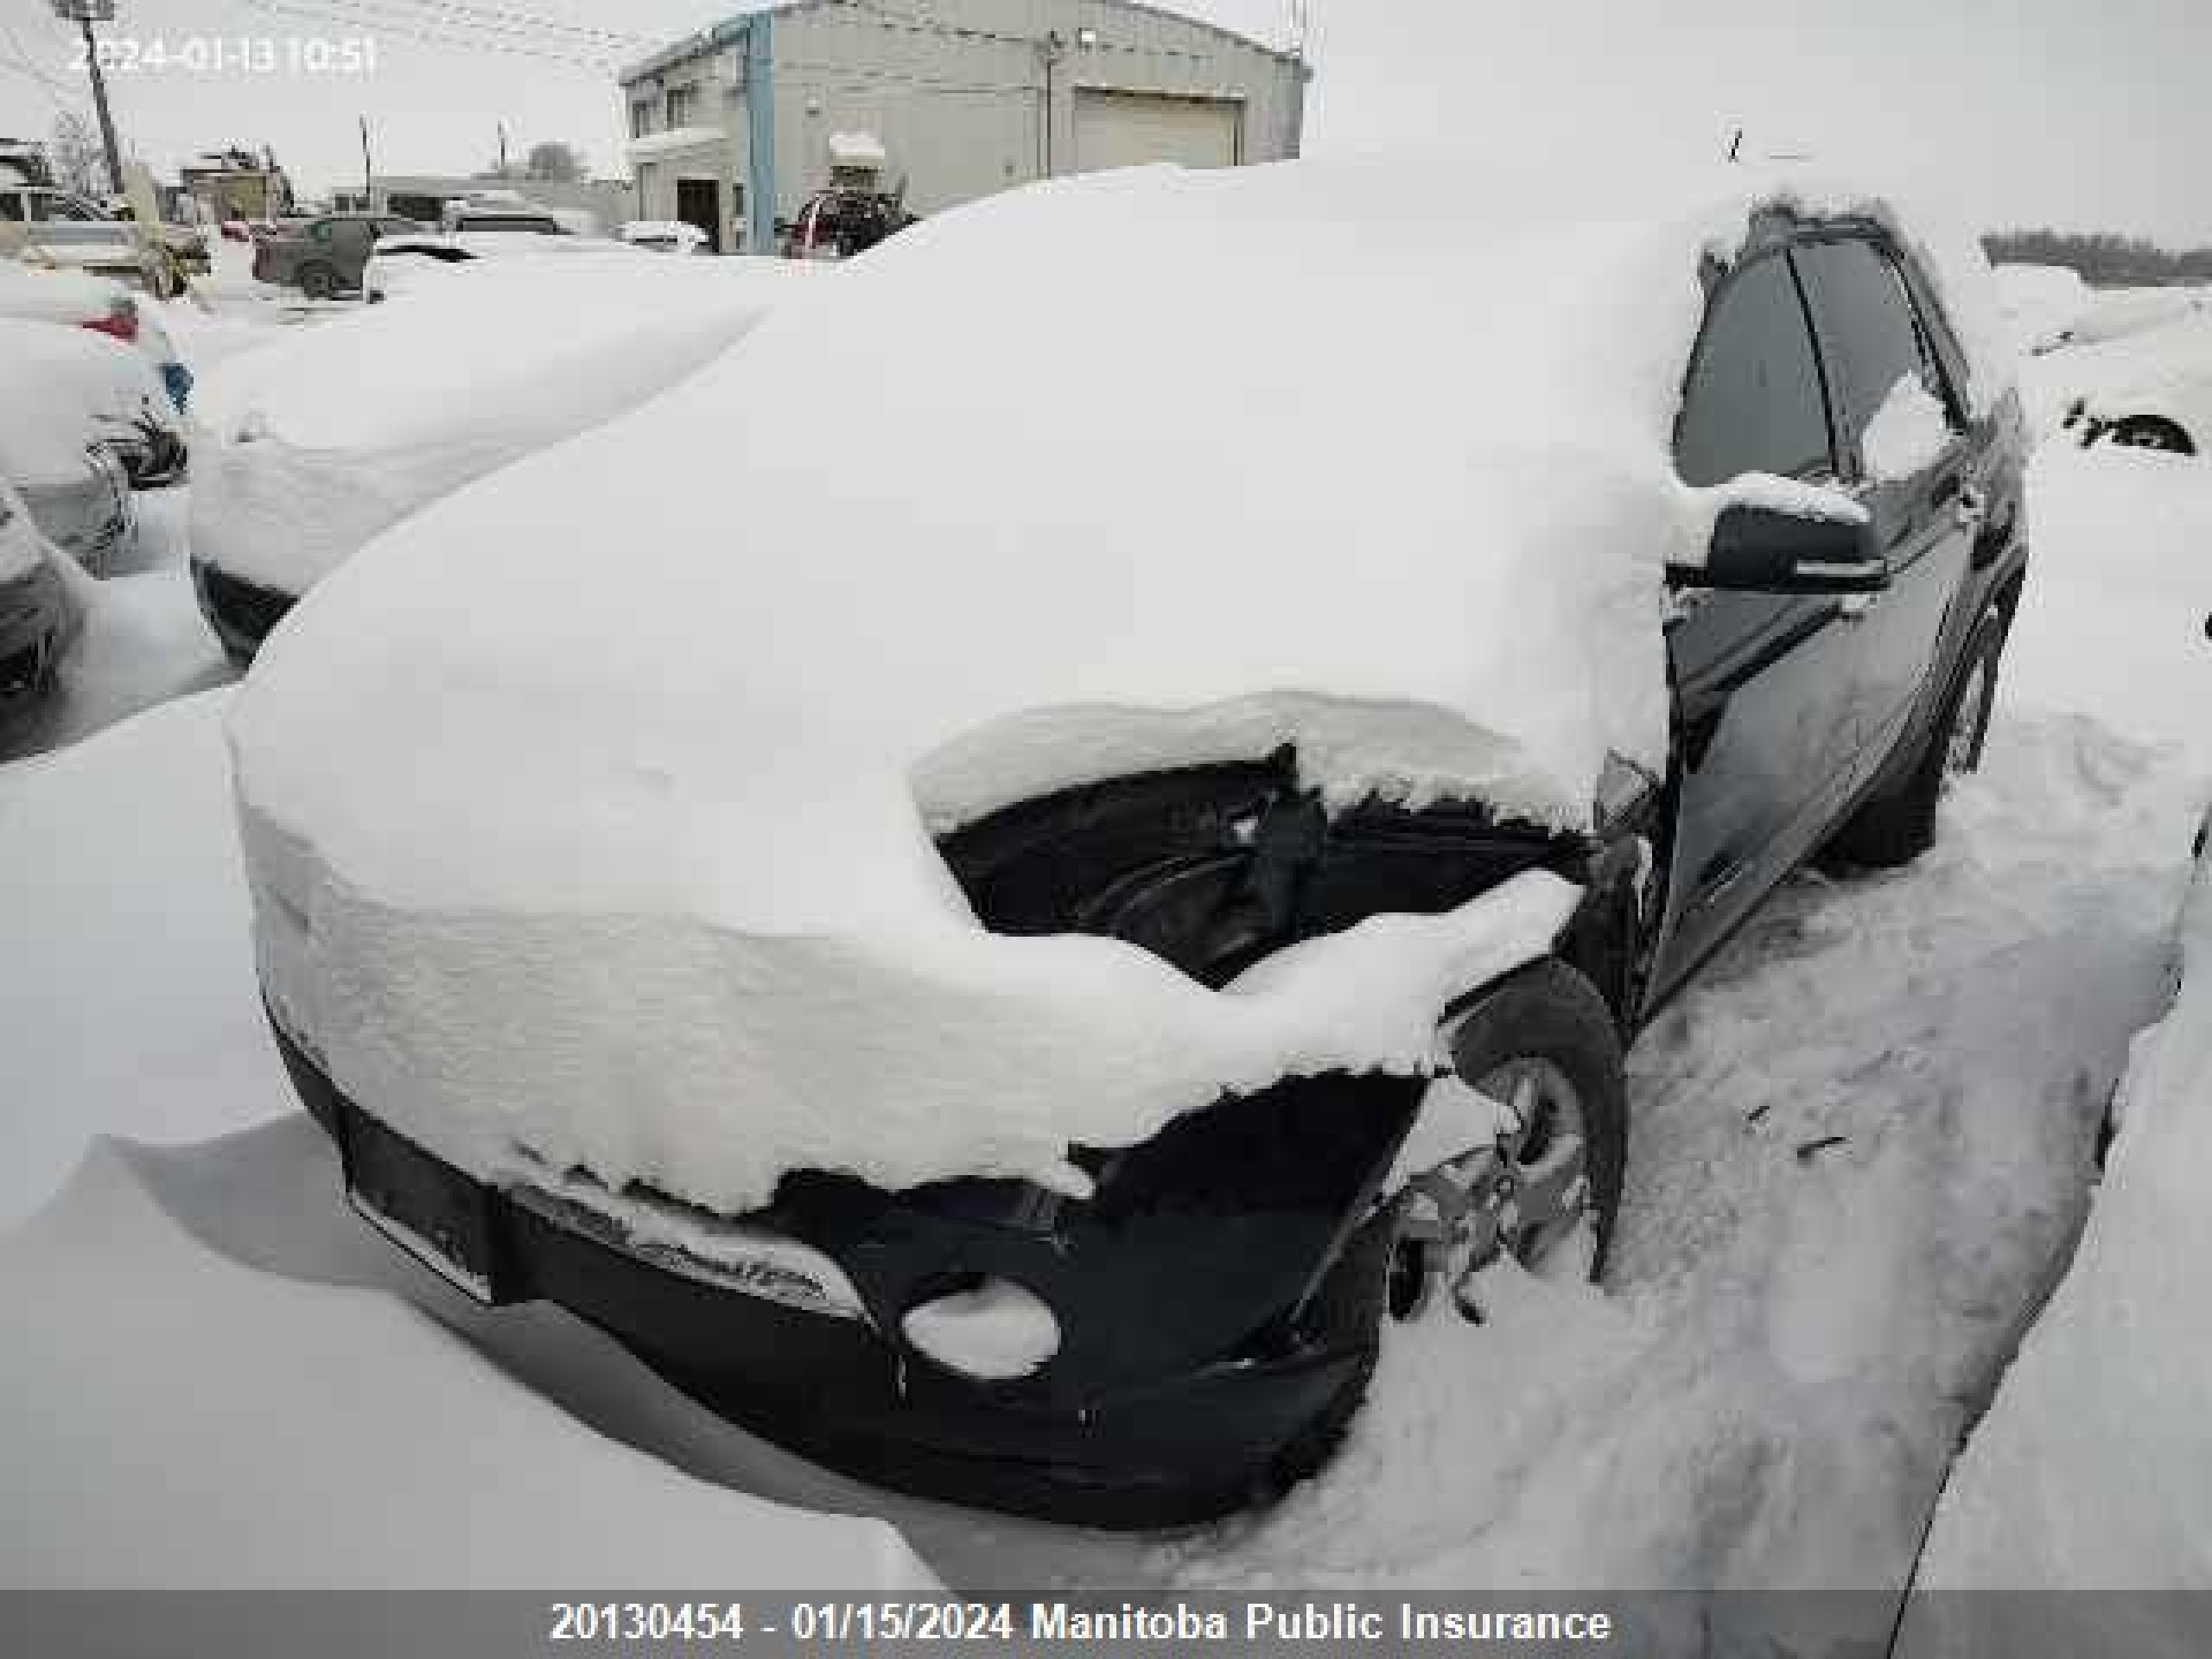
{"left": 230, "top": 160, "right": 2029, "bottom": 1527}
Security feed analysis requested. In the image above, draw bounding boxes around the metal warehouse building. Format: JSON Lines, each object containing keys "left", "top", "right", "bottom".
{"left": 620, "top": 0, "right": 1308, "bottom": 252}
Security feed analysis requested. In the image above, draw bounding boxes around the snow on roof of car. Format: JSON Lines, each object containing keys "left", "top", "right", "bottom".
{"left": 229, "top": 156, "right": 2009, "bottom": 1213}
{"left": 190, "top": 252, "right": 823, "bottom": 592}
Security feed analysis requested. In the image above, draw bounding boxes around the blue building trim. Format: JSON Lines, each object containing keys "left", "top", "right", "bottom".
{"left": 745, "top": 15, "right": 777, "bottom": 252}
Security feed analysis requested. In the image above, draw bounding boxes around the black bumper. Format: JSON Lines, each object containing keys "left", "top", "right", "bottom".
{"left": 190, "top": 557, "right": 296, "bottom": 665}
{"left": 270, "top": 1019, "right": 1414, "bottom": 1528}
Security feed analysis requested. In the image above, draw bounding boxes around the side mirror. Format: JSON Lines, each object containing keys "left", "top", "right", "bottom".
{"left": 1681, "top": 503, "right": 1888, "bottom": 595}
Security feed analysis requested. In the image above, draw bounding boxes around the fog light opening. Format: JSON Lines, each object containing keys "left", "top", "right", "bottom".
{"left": 899, "top": 1276, "right": 1061, "bottom": 1381}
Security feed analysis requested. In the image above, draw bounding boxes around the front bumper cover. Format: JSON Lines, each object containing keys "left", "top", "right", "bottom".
{"left": 270, "top": 1016, "right": 1419, "bottom": 1527}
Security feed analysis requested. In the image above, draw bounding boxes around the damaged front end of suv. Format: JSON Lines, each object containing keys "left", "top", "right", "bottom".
{"left": 267, "top": 751, "right": 1656, "bottom": 1527}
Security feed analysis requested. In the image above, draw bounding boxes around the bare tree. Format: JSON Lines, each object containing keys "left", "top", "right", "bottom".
{"left": 48, "top": 111, "right": 105, "bottom": 198}
{"left": 524, "top": 141, "right": 585, "bottom": 183}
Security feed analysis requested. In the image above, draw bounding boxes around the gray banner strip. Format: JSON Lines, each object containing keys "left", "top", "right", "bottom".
{"left": 5, "top": 1592, "right": 2212, "bottom": 1658}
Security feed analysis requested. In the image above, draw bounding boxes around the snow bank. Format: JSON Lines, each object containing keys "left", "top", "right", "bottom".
{"left": 0, "top": 692, "right": 279, "bottom": 1226}
{"left": 0, "top": 1135, "right": 936, "bottom": 1588}
{"left": 188, "top": 253, "right": 821, "bottom": 593}
{"left": 229, "top": 157, "right": 2001, "bottom": 1216}
{"left": 0, "top": 316, "right": 175, "bottom": 489}
{"left": 1904, "top": 855, "right": 2212, "bottom": 1622}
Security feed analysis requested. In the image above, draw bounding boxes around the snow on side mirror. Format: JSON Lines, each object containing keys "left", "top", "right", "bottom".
{"left": 1696, "top": 504, "right": 1887, "bottom": 594}
{"left": 1673, "top": 476, "right": 1885, "bottom": 595}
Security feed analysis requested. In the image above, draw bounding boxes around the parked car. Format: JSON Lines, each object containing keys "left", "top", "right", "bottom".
{"left": 0, "top": 476, "right": 71, "bottom": 709}
{"left": 230, "top": 161, "right": 2027, "bottom": 1528}
{"left": 620, "top": 219, "right": 711, "bottom": 255}
{"left": 0, "top": 315, "right": 186, "bottom": 490}
{"left": 0, "top": 259, "right": 194, "bottom": 411}
{"left": 250, "top": 213, "right": 425, "bottom": 300}
{"left": 2060, "top": 313, "right": 2212, "bottom": 456}
{"left": 360, "top": 229, "right": 636, "bottom": 302}
{"left": 778, "top": 186, "right": 918, "bottom": 260}
{"left": 0, "top": 328, "right": 137, "bottom": 576}
{"left": 190, "top": 252, "right": 818, "bottom": 662}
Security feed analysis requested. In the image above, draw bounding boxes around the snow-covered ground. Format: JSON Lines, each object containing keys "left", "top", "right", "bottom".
{"left": 3, "top": 320, "right": 2209, "bottom": 1606}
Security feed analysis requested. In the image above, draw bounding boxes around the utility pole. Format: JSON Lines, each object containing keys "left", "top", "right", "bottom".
{"left": 359, "top": 116, "right": 373, "bottom": 206}
{"left": 52, "top": 0, "right": 124, "bottom": 195}
{"left": 497, "top": 120, "right": 509, "bottom": 177}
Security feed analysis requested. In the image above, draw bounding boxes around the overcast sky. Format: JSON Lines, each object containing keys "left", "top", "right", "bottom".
{"left": 2, "top": 0, "right": 2205, "bottom": 243}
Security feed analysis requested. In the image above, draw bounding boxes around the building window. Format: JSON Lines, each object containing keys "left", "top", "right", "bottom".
{"left": 665, "top": 85, "right": 698, "bottom": 128}
{"left": 629, "top": 99, "right": 654, "bottom": 139}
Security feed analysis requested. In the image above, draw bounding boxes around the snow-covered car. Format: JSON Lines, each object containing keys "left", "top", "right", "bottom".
{"left": 188, "top": 252, "right": 819, "bottom": 663}
{"left": 2059, "top": 312, "right": 2212, "bottom": 456}
{"left": 0, "top": 315, "right": 188, "bottom": 489}
{"left": 0, "top": 477, "right": 71, "bottom": 707}
{"left": 232, "top": 160, "right": 2028, "bottom": 1527}
{"left": 0, "top": 259, "right": 194, "bottom": 410}
{"left": 2058, "top": 284, "right": 2196, "bottom": 351}
{"left": 359, "top": 229, "right": 639, "bottom": 302}
{"left": 1992, "top": 262, "right": 2091, "bottom": 357}
{"left": 620, "top": 219, "right": 711, "bottom": 255}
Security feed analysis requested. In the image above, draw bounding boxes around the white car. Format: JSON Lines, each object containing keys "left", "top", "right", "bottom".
{"left": 189, "top": 251, "right": 823, "bottom": 661}
{"left": 0, "top": 260, "right": 194, "bottom": 410}
{"left": 620, "top": 219, "right": 711, "bottom": 256}
{"left": 2061, "top": 312, "right": 2212, "bottom": 456}
{"left": 0, "top": 475, "right": 73, "bottom": 708}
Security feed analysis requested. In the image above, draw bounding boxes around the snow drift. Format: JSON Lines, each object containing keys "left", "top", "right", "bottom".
{"left": 188, "top": 252, "right": 823, "bottom": 594}
{"left": 1902, "top": 843, "right": 2212, "bottom": 1648}
{"left": 228, "top": 157, "right": 2010, "bottom": 1217}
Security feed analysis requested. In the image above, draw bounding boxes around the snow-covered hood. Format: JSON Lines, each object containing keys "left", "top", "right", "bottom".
{"left": 189, "top": 253, "right": 822, "bottom": 592}
{"left": 230, "top": 158, "right": 2007, "bottom": 1214}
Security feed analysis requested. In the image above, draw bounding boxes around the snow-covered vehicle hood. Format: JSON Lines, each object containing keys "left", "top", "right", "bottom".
{"left": 231, "top": 158, "right": 2009, "bottom": 1215}
{"left": 2071, "top": 314, "right": 2212, "bottom": 431}
{"left": 189, "top": 252, "right": 822, "bottom": 594}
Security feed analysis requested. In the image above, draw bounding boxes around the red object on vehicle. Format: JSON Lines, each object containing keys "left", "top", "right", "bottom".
{"left": 80, "top": 304, "right": 140, "bottom": 345}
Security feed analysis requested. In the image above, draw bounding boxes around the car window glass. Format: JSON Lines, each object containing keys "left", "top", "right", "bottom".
{"left": 1675, "top": 253, "right": 1834, "bottom": 489}
{"left": 0, "top": 194, "right": 20, "bottom": 222}
{"left": 1796, "top": 238, "right": 1953, "bottom": 468}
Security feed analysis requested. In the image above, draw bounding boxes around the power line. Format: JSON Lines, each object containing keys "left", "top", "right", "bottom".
{"left": 235, "top": 0, "right": 626, "bottom": 70}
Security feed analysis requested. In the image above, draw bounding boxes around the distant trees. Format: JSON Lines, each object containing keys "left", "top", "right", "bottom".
{"left": 524, "top": 141, "right": 585, "bottom": 183}
{"left": 1982, "top": 229, "right": 2212, "bottom": 287}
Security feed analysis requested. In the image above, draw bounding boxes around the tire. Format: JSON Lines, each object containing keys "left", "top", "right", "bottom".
{"left": 1441, "top": 957, "right": 1629, "bottom": 1273}
{"left": 296, "top": 263, "right": 338, "bottom": 302}
{"left": 1826, "top": 611, "right": 2004, "bottom": 869}
{"left": 1268, "top": 957, "right": 1627, "bottom": 1497}
{"left": 2104, "top": 416, "right": 2196, "bottom": 457}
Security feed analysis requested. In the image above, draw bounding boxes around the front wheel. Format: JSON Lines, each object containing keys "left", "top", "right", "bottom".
{"left": 1385, "top": 959, "right": 1629, "bottom": 1317}
{"left": 296, "top": 263, "right": 338, "bottom": 302}
{"left": 2104, "top": 416, "right": 2196, "bottom": 457}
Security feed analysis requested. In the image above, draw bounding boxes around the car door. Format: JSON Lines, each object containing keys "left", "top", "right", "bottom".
{"left": 1791, "top": 236, "right": 1976, "bottom": 776}
{"left": 1650, "top": 248, "right": 1862, "bottom": 999}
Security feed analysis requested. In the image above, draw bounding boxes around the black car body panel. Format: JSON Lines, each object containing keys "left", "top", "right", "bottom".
{"left": 267, "top": 207, "right": 2028, "bottom": 1526}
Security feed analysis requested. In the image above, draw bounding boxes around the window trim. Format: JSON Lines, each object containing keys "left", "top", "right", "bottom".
{"left": 1789, "top": 230, "right": 1964, "bottom": 484}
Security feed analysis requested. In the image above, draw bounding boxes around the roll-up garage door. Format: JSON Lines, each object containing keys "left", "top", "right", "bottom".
{"left": 1071, "top": 91, "right": 1243, "bottom": 174}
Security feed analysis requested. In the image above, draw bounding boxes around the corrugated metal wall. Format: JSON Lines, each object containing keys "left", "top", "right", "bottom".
{"left": 770, "top": 0, "right": 1302, "bottom": 217}
{"left": 625, "top": 1, "right": 1305, "bottom": 232}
